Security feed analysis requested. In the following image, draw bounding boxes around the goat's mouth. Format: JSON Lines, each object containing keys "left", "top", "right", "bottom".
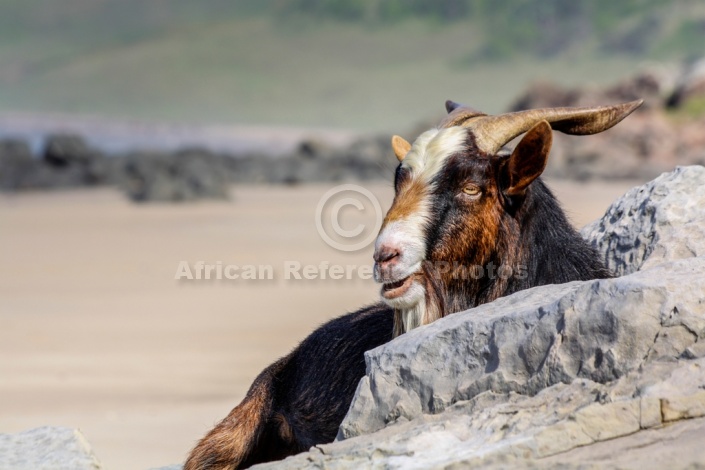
{"left": 381, "top": 275, "right": 414, "bottom": 300}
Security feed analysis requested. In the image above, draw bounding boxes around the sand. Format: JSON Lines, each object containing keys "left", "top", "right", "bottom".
{"left": 0, "top": 179, "right": 644, "bottom": 469}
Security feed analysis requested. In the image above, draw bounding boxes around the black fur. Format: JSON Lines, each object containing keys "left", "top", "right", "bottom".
{"left": 269, "top": 303, "right": 393, "bottom": 452}
{"left": 508, "top": 177, "right": 612, "bottom": 289}
{"left": 185, "top": 303, "right": 393, "bottom": 470}
{"left": 421, "top": 149, "right": 611, "bottom": 317}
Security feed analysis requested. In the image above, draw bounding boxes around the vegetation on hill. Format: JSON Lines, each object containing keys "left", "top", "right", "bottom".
{"left": 0, "top": 0, "right": 702, "bottom": 130}
{"left": 274, "top": 0, "right": 705, "bottom": 59}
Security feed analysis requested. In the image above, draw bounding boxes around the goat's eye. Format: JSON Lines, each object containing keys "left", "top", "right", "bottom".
{"left": 462, "top": 185, "right": 481, "bottom": 197}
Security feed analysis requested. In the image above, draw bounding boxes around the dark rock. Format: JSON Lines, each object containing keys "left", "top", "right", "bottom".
{"left": 297, "top": 138, "right": 334, "bottom": 159}
{"left": 509, "top": 81, "right": 581, "bottom": 111}
{"left": 509, "top": 72, "right": 666, "bottom": 113}
{"left": 0, "top": 139, "right": 36, "bottom": 191}
{"left": 43, "top": 134, "right": 95, "bottom": 167}
{"left": 666, "top": 57, "right": 705, "bottom": 109}
{"left": 41, "top": 134, "right": 110, "bottom": 187}
{"left": 120, "top": 149, "right": 228, "bottom": 202}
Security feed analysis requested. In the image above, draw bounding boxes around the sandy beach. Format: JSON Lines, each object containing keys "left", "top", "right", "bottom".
{"left": 0, "top": 179, "right": 644, "bottom": 469}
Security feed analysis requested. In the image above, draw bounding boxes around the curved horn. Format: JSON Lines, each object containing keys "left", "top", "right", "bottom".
{"left": 462, "top": 100, "right": 643, "bottom": 155}
{"left": 438, "top": 99, "right": 486, "bottom": 129}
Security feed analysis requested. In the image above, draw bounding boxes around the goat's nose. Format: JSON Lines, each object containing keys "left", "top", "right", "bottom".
{"left": 374, "top": 246, "right": 400, "bottom": 265}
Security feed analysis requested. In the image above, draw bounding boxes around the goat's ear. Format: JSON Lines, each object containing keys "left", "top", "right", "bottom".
{"left": 391, "top": 135, "right": 411, "bottom": 162}
{"left": 503, "top": 120, "right": 552, "bottom": 197}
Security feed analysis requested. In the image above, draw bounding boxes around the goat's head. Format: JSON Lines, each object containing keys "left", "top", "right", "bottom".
{"left": 374, "top": 99, "right": 642, "bottom": 336}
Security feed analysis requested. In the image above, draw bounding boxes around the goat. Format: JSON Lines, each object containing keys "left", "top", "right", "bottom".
{"left": 185, "top": 99, "right": 642, "bottom": 469}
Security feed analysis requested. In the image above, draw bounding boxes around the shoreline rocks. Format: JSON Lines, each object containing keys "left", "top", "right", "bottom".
{"left": 3, "top": 62, "right": 705, "bottom": 198}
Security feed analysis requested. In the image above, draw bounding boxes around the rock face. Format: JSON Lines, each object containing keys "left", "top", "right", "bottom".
{"left": 336, "top": 258, "right": 705, "bottom": 440}
{"left": 255, "top": 166, "right": 705, "bottom": 469}
{"left": 582, "top": 166, "right": 705, "bottom": 276}
{"left": 0, "top": 427, "right": 102, "bottom": 470}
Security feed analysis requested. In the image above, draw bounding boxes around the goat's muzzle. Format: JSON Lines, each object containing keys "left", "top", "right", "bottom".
{"left": 373, "top": 243, "right": 423, "bottom": 302}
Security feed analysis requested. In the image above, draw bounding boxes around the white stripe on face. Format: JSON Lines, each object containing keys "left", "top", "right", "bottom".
{"left": 380, "top": 126, "right": 469, "bottom": 262}
{"left": 401, "top": 127, "right": 469, "bottom": 186}
{"left": 375, "top": 127, "right": 468, "bottom": 311}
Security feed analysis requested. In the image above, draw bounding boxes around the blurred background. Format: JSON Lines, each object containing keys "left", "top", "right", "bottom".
{"left": 1, "top": 1, "right": 704, "bottom": 468}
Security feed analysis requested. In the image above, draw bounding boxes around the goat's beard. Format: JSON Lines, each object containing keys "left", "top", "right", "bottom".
{"left": 391, "top": 259, "right": 509, "bottom": 338}
{"left": 391, "top": 262, "right": 445, "bottom": 338}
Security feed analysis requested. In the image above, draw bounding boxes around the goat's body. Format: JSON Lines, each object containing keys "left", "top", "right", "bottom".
{"left": 185, "top": 303, "right": 393, "bottom": 470}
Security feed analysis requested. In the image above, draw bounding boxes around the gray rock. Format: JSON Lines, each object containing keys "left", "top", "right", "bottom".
{"left": 582, "top": 166, "right": 705, "bottom": 276}
{"left": 43, "top": 134, "right": 111, "bottom": 186}
{"left": 120, "top": 149, "right": 229, "bottom": 202}
{"left": 337, "top": 257, "right": 705, "bottom": 440}
{"left": 0, "top": 427, "right": 102, "bottom": 470}
{"left": 0, "top": 134, "right": 114, "bottom": 190}
{"left": 227, "top": 135, "right": 394, "bottom": 185}
{"left": 43, "top": 134, "right": 97, "bottom": 167}
{"left": 258, "top": 360, "right": 705, "bottom": 469}
{"left": 0, "top": 139, "right": 36, "bottom": 190}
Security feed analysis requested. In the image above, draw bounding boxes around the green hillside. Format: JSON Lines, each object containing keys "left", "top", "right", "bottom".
{"left": 0, "top": 1, "right": 702, "bottom": 131}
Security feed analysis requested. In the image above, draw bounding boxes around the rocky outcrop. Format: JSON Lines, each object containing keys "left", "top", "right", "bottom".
{"left": 223, "top": 135, "right": 394, "bottom": 185}
{"left": 0, "top": 134, "right": 115, "bottom": 190}
{"left": 262, "top": 358, "right": 705, "bottom": 468}
{"left": 543, "top": 110, "right": 705, "bottom": 181}
{"left": 0, "top": 134, "right": 231, "bottom": 202}
{"left": 253, "top": 166, "right": 705, "bottom": 469}
{"left": 582, "top": 166, "right": 705, "bottom": 276}
{"left": 120, "top": 148, "right": 229, "bottom": 202}
{"left": 0, "top": 138, "right": 35, "bottom": 191}
{"left": 509, "top": 71, "right": 669, "bottom": 112}
{"left": 0, "top": 427, "right": 102, "bottom": 470}
{"left": 335, "top": 258, "right": 705, "bottom": 441}
{"left": 0, "top": 133, "right": 395, "bottom": 199}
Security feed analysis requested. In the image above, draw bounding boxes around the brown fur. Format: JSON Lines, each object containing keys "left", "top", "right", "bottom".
{"left": 382, "top": 177, "right": 428, "bottom": 227}
{"left": 184, "top": 359, "right": 289, "bottom": 470}
{"left": 427, "top": 155, "right": 521, "bottom": 319}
